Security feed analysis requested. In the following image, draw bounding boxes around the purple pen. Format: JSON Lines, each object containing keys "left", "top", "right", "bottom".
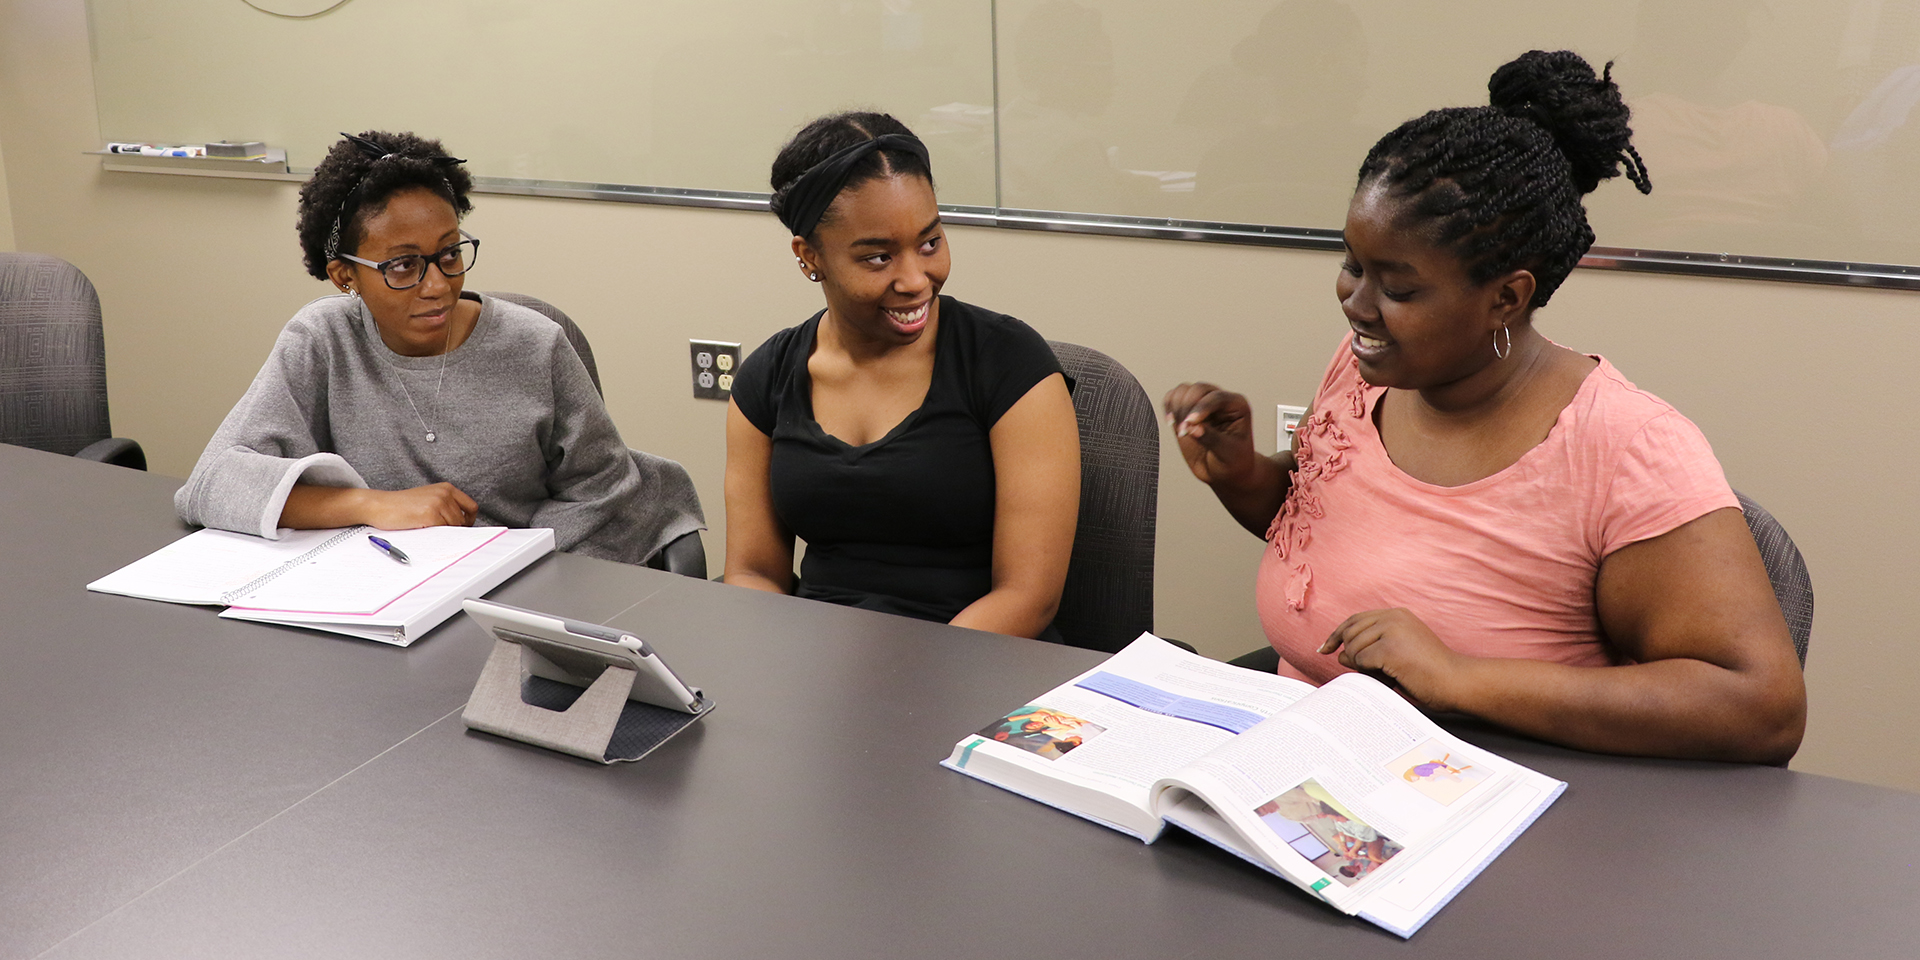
{"left": 367, "top": 535, "right": 411, "bottom": 564}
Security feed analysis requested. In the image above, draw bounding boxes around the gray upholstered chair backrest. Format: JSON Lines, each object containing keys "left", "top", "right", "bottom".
{"left": 1734, "top": 490, "right": 1813, "bottom": 667}
{"left": 483, "top": 290, "right": 707, "bottom": 577}
{"left": 0, "top": 253, "right": 113, "bottom": 455}
{"left": 1048, "top": 341, "right": 1159, "bottom": 653}
{"left": 481, "top": 291, "right": 602, "bottom": 396}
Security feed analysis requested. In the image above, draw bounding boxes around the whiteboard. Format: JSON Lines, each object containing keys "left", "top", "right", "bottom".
{"left": 87, "top": 0, "right": 999, "bottom": 205}
{"left": 87, "top": 0, "right": 1920, "bottom": 269}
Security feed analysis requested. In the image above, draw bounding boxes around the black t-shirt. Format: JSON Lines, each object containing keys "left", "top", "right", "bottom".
{"left": 731, "top": 296, "right": 1066, "bottom": 624}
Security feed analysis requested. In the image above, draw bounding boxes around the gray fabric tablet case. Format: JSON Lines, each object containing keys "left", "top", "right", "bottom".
{"left": 463, "top": 637, "right": 708, "bottom": 763}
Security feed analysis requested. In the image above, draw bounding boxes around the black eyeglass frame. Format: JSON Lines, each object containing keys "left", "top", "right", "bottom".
{"left": 337, "top": 229, "right": 480, "bottom": 290}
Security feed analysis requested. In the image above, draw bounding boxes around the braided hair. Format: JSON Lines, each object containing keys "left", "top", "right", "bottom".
{"left": 1357, "top": 50, "right": 1651, "bottom": 308}
{"left": 295, "top": 131, "right": 474, "bottom": 281}
{"left": 769, "top": 112, "right": 934, "bottom": 240}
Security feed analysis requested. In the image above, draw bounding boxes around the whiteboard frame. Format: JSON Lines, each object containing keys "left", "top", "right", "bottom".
{"left": 474, "top": 174, "right": 1920, "bottom": 292}
{"left": 92, "top": 156, "right": 1920, "bottom": 292}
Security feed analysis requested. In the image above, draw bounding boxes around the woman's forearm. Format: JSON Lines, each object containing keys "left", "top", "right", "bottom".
{"left": 280, "top": 484, "right": 372, "bottom": 529}
{"left": 282, "top": 483, "right": 478, "bottom": 530}
{"left": 1213, "top": 451, "right": 1296, "bottom": 537}
{"left": 724, "top": 568, "right": 793, "bottom": 596}
{"left": 950, "top": 585, "right": 1060, "bottom": 640}
{"left": 1444, "top": 654, "right": 1805, "bottom": 764}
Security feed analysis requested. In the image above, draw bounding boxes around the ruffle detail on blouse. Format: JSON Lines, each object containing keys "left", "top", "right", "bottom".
{"left": 1265, "top": 366, "right": 1368, "bottom": 611}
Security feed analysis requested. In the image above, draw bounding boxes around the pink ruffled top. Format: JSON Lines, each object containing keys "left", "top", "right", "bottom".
{"left": 1257, "top": 334, "right": 1739, "bottom": 684}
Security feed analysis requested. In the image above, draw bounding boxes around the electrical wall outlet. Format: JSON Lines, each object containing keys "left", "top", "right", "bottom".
{"left": 690, "top": 339, "right": 741, "bottom": 400}
{"left": 1277, "top": 404, "right": 1307, "bottom": 451}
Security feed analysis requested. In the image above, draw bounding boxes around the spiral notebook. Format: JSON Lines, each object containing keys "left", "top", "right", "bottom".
{"left": 87, "top": 525, "right": 555, "bottom": 645}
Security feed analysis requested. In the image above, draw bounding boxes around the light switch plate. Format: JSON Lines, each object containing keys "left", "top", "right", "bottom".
{"left": 1277, "top": 404, "right": 1307, "bottom": 451}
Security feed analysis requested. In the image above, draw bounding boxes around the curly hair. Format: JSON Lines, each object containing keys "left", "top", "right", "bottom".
{"left": 769, "top": 112, "right": 934, "bottom": 239}
{"left": 1356, "top": 50, "right": 1652, "bottom": 308}
{"left": 295, "top": 131, "right": 475, "bottom": 281}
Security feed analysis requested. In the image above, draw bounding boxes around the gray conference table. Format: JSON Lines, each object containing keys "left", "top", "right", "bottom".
{"left": 3, "top": 442, "right": 1916, "bottom": 959}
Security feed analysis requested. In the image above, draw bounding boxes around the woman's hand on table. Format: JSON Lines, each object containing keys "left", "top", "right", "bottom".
{"left": 357, "top": 483, "right": 478, "bottom": 529}
{"left": 282, "top": 482, "right": 477, "bottom": 531}
{"left": 1320, "top": 607, "right": 1471, "bottom": 711}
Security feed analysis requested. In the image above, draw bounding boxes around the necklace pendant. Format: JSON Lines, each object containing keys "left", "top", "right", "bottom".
{"left": 425, "top": 431, "right": 436, "bottom": 443}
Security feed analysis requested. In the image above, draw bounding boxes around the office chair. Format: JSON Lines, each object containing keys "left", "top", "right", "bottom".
{"left": 479, "top": 290, "right": 705, "bottom": 578}
{"left": 1047, "top": 340, "right": 1159, "bottom": 653}
{"left": 483, "top": 290, "right": 603, "bottom": 396}
{"left": 0, "top": 253, "right": 145, "bottom": 469}
{"left": 1227, "top": 489, "right": 1814, "bottom": 672}
{"left": 1735, "top": 491, "right": 1813, "bottom": 667}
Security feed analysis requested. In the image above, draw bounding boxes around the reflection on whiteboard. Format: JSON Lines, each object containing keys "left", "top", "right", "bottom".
{"left": 85, "top": 0, "right": 1920, "bottom": 267}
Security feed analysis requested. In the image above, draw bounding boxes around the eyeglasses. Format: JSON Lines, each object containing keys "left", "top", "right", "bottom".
{"left": 338, "top": 230, "right": 480, "bottom": 290}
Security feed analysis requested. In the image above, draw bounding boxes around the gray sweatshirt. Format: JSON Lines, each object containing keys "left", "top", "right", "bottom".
{"left": 174, "top": 292, "right": 702, "bottom": 564}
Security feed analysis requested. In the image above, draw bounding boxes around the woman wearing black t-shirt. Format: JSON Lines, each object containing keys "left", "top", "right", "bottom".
{"left": 725, "top": 112, "right": 1081, "bottom": 640}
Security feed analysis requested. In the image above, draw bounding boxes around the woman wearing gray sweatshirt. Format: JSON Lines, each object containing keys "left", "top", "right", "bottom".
{"left": 175, "top": 131, "right": 698, "bottom": 565}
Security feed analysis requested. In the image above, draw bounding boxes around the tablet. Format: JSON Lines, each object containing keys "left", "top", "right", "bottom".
{"left": 461, "top": 598, "right": 709, "bottom": 715}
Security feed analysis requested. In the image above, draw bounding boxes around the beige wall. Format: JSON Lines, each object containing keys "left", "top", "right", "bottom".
{"left": 6, "top": 0, "right": 1917, "bottom": 792}
{"left": 0, "top": 126, "right": 15, "bottom": 251}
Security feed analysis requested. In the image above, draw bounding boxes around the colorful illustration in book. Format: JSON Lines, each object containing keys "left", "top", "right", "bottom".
{"left": 1386, "top": 739, "right": 1491, "bottom": 805}
{"left": 1254, "top": 778, "right": 1405, "bottom": 886}
{"left": 977, "top": 706, "right": 1106, "bottom": 760}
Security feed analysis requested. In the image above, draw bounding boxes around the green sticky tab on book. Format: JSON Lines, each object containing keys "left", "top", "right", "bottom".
{"left": 1310, "top": 878, "right": 1332, "bottom": 900}
{"left": 957, "top": 737, "right": 985, "bottom": 768}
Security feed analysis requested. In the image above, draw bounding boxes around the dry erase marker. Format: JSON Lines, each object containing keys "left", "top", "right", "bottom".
{"left": 367, "top": 535, "right": 411, "bottom": 564}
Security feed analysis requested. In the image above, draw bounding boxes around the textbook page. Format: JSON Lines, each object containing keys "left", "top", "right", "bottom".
{"left": 942, "top": 634, "right": 1316, "bottom": 838}
{"left": 1151, "top": 672, "right": 1563, "bottom": 934}
{"left": 86, "top": 527, "right": 342, "bottom": 604}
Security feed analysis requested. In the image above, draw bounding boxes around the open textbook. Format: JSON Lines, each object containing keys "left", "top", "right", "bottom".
{"left": 941, "top": 634, "right": 1565, "bottom": 938}
{"left": 88, "top": 525, "right": 553, "bottom": 645}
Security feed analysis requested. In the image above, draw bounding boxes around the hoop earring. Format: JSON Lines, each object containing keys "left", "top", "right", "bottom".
{"left": 1493, "top": 325, "right": 1511, "bottom": 360}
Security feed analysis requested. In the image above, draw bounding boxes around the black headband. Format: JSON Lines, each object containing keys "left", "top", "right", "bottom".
{"left": 776, "top": 133, "right": 930, "bottom": 238}
{"left": 324, "top": 132, "right": 467, "bottom": 260}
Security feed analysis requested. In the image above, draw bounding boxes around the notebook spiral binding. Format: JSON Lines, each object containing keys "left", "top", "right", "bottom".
{"left": 219, "top": 525, "right": 370, "bottom": 605}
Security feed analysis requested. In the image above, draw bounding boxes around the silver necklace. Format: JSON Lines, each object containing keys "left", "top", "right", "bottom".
{"left": 396, "top": 315, "right": 454, "bottom": 443}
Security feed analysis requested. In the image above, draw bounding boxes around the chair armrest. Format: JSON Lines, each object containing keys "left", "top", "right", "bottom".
{"left": 74, "top": 437, "right": 147, "bottom": 471}
{"left": 644, "top": 530, "right": 708, "bottom": 579}
{"left": 1227, "top": 645, "right": 1281, "bottom": 673}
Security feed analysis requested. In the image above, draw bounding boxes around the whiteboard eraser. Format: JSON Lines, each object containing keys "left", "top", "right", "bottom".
{"left": 205, "top": 141, "right": 267, "bottom": 159}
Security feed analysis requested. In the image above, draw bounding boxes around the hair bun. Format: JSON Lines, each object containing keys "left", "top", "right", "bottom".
{"left": 1488, "top": 50, "right": 1650, "bottom": 195}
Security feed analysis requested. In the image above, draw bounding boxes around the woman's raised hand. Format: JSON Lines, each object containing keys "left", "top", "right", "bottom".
{"left": 1164, "top": 382, "right": 1298, "bottom": 538}
{"left": 1163, "top": 382, "right": 1259, "bottom": 487}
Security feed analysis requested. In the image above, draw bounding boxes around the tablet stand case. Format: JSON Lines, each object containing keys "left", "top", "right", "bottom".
{"left": 463, "top": 636, "right": 708, "bottom": 764}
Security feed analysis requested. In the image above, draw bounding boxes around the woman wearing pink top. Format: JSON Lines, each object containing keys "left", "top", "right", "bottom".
{"left": 1164, "top": 51, "right": 1806, "bottom": 764}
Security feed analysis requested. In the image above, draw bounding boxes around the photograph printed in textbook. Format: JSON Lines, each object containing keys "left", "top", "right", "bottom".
{"left": 977, "top": 705, "right": 1106, "bottom": 760}
{"left": 1255, "top": 778, "right": 1405, "bottom": 885}
{"left": 1387, "top": 739, "right": 1490, "bottom": 806}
